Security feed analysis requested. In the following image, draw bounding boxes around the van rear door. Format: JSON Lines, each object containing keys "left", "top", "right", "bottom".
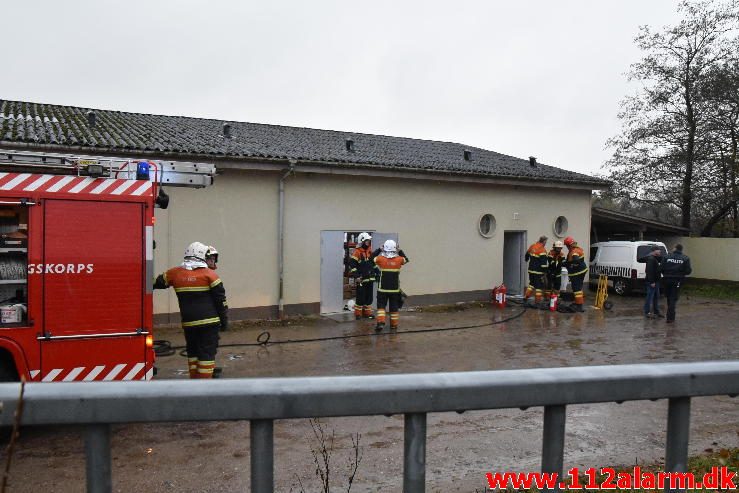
{"left": 593, "top": 245, "right": 633, "bottom": 279}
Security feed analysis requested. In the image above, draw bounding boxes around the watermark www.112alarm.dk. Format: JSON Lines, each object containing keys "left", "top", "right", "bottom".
{"left": 485, "top": 466, "right": 736, "bottom": 490}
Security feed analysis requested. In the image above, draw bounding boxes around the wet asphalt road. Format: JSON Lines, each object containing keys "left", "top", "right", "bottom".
{"left": 5, "top": 294, "right": 739, "bottom": 492}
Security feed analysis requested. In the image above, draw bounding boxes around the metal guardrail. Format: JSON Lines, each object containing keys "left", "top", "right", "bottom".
{"left": 1, "top": 361, "right": 738, "bottom": 493}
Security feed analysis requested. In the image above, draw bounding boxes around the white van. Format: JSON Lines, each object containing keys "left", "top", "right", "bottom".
{"left": 589, "top": 241, "right": 668, "bottom": 295}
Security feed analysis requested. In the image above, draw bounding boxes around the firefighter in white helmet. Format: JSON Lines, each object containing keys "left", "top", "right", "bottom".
{"left": 372, "top": 239, "right": 409, "bottom": 331}
{"left": 348, "top": 232, "right": 377, "bottom": 319}
{"left": 546, "top": 240, "right": 566, "bottom": 300}
{"left": 205, "top": 245, "right": 219, "bottom": 270}
{"left": 154, "top": 241, "right": 229, "bottom": 379}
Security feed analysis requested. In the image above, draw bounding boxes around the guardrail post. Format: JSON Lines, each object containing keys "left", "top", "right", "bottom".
{"left": 664, "top": 397, "right": 691, "bottom": 493}
{"left": 84, "top": 423, "right": 112, "bottom": 493}
{"left": 403, "top": 412, "right": 427, "bottom": 493}
{"left": 251, "top": 419, "right": 274, "bottom": 493}
{"left": 541, "top": 405, "right": 566, "bottom": 493}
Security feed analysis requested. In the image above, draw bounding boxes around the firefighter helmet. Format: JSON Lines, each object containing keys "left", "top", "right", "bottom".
{"left": 383, "top": 239, "right": 397, "bottom": 253}
{"left": 564, "top": 236, "right": 575, "bottom": 247}
{"left": 357, "top": 232, "right": 372, "bottom": 244}
{"left": 554, "top": 240, "right": 564, "bottom": 248}
{"left": 205, "top": 245, "right": 219, "bottom": 262}
{"left": 184, "top": 241, "right": 208, "bottom": 261}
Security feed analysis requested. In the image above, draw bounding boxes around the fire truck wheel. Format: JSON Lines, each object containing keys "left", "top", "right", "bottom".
{"left": 0, "top": 354, "right": 19, "bottom": 382}
{"left": 0, "top": 354, "right": 17, "bottom": 443}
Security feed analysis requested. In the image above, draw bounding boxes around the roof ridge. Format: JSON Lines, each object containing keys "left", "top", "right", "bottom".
{"left": 0, "top": 98, "right": 495, "bottom": 149}
{"left": 0, "top": 98, "right": 609, "bottom": 187}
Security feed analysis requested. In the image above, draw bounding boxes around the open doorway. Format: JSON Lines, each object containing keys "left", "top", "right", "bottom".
{"left": 341, "top": 231, "right": 367, "bottom": 312}
{"left": 503, "top": 231, "right": 527, "bottom": 296}
{"left": 319, "top": 231, "right": 397, "bottom": 314}
{"left": 320, "top": 230, "right": 373, "bottom": 314}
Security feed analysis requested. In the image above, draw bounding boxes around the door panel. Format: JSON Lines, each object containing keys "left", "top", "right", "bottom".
{"left": 320, "top": 231, "right": 345, "bottom": 313}
{"left": 503, "top": 231, "right": 526, "bottom": 295}
{"left": 370, "top": 233, "right": 399, "bottom": 253}
{"left": 43, "top": 200, "right": 144, "bottom": 335}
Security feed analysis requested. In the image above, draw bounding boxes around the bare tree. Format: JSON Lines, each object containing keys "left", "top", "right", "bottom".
{"left": 700, "top": 51, "right": 739, "bottom": 235}
{"left": 291, "top": 418, "right": 363, "bottom": 493}
{"left": 606, "top": 0, "right": 739, "bottom": 232}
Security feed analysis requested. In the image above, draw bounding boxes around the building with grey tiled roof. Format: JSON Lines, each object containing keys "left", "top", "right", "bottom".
{"left": 0, "top": 100, "right": 606, "bottom": 187}
{"left": 0, "top": 99, "right": 607, "bottom": 320}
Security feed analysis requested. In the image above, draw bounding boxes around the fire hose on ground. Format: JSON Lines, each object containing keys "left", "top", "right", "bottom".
{"left": 153, "top": 303, "right": 530, "bottom": 358}
{"left": 153, "top": 291, "right": 614, "bottom": 359}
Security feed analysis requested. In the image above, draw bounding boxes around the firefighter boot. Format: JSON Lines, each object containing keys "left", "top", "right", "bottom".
{"left": 363, "top": 306, "right": 374, "bottom": 319}
{"left": 197, "top": 360, "right": 216, "bottom": 379}
{"left": 573, "top": 291, "right": 585, "bottom": 312}
{"left": 535, "top": 289, "right": 543, "bottom": 304}
{"left": 188, "top": 357, "right": 198, "bottom": 379}
{"left": 524, "top": 285, "right": 534, "bottom": 301}
{"left": 354, "top": 304, "right": 363, "bottom": 320}
{"left": 376, "top": 307, "right": 386, "bottom": 331}
{"left": 389, "top": 312, "right": 399, "bottom": 330}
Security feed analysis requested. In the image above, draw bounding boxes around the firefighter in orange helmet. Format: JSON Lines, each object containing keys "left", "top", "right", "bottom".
{"left": 348, "top": 232, "right": 377, "bottom": 319}
{"left": 524, "top": 235, "right": 548, "bottom": 304}
{"left": 546, "top": 240, "right": 566, "bottom": 300}
{"left": 373, "top": 239, "right": 409, "bottom": 332}
{"left": 564, "top": 236, "right": 588, "bottom": 312}
{"left": 154, "top": 242, "right": 229, "bottom": 378}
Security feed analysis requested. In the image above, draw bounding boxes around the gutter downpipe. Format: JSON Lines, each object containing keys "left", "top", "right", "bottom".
{"left": 278, "top": 161, "right": 296, "bottom": 320}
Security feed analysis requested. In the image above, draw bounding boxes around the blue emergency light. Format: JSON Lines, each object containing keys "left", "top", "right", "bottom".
{"left": 136, "top": 161, "right": 151, "bottom": 180}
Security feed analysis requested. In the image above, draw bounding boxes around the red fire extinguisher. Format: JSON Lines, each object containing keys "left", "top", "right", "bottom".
{"left": 496, "top": 284, "right": 507, "bottom": 308}
{"left": 491, "top": 285, "right": 498, "bottom": 305}
{"left": 549, "top": 292, "right": 559, "bottom": 312}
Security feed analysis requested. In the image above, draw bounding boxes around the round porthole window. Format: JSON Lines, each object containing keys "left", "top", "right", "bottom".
{"left": 554, "top": 216, "right": 568, "bottom": 237}
{"left": 478, "top": 213, "right": 496, "bottom": 238}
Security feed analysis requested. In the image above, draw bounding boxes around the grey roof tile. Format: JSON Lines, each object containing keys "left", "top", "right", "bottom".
{"left": 0, "top": 99, "right": 608, "bottom": 186}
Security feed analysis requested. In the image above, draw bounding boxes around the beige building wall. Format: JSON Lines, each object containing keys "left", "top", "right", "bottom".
{"left": 153, "top": 170, "right": 279, "bottom": 322}
{"left": 153, "top": 168, "right": 592, "bottom": 320}
{"left": 668, "top": 237, "right": 739, "bottom": 281}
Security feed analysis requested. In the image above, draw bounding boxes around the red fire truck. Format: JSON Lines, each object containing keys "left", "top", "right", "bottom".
{"left": 0, "top": 151, "right": 214, "bottom": 382}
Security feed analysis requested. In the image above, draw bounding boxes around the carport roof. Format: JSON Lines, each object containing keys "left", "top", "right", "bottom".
{"left": 592, "top": 207, "right": 690, "bottom": 238}
{"left": 0, "top": 99, "right": 609, "bottom": 188}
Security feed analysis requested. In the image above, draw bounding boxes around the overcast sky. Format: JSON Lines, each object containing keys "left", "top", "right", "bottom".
{"left": 2, "top": 1, "right": 682, "bottom": 175}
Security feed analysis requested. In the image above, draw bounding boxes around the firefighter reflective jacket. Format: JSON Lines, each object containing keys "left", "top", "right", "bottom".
{"left": 525, "top": 242, "right": 548, "bottom": 274}
{"left": 566, "top": 244, "right": 588, "bottom": 276}
{"left": 349, "top": 245, "right": 377, "bottom": 284}
{"left": 154, "top": 267, "right": 228, "bottom": 329}
{"left": 374, "top": 254, "right": 408, "bottom": 293}
{"left": 547, "top": 249, "right": 565, "bottom": 278}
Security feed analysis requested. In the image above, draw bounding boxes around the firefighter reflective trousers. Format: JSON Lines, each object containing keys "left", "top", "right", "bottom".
{"left": 525, "top": 273, "right": 545, "bottom": 302}
{"left": 546, "top": 274, "right": 562, "bottom": 298}
{"left": 569, "top": 273, "right": 586, "bottom": 305}
{"left": 184, "top": 324, "right": 220, "bottom": 379}
{"left": 377, "top": 291, "right": 401, "bottom": 328}
{"left": 355, "top": 281, "right": 374, "bottom": 317}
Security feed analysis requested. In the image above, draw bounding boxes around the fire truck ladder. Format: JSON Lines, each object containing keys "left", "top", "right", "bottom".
{"left": 0, "top": 151, "right": 216, "bottom": 189}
